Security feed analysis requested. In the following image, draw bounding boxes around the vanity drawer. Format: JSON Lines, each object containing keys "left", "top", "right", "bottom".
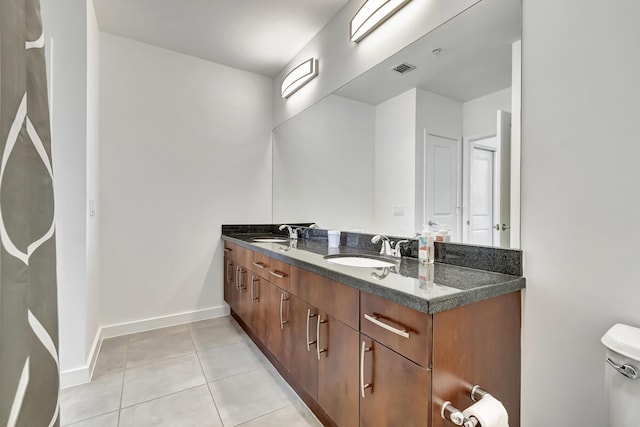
{"left": 268, "top": 258, "right": 290, "bottom": 290}
{"left": 360, "top": 291, "right": 432, "bottom": 368}
{"left": 252, "top": 251, "right": 271, "bottom": 280}
{"left": 290, "top": 266, "right": 358, "bottom": 330}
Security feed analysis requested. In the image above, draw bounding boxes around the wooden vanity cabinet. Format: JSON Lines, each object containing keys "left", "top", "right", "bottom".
{"left": 359, "top": 291, "right": 432, "bottom": 427}
{"left": 288, "top": 295, "right": 319, "bottom": 400}
{"left": 250, "top": 272, "right": 269, "bottom": 344}
{"left": 359, "top": 334, "right": 431, "bottom": 427}
{"left": 267, "top": 284, "right": 291, "bottom": 370}
{"left": 233, "top": 245, "right": 253, "bottom": 328}
{"left": 223, "top": 243, "right": 236, "bottom": 311}
{"left": 223, "top": 243, "right": 521, "bottom": 427}
{"left": 317, "top": 312, "right": 360, "bottom": 427}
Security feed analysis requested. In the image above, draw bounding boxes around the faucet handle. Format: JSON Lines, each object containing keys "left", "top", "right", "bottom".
{"left": 278, "top": 224, "right": 297, "bottom": 239}
{"left": 393, "top": 240, "right": 410, "bottom": 258}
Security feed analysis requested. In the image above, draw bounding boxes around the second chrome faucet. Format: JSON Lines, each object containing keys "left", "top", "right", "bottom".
{"left": 371, "top": 235, "right": 410, "bottom": 258}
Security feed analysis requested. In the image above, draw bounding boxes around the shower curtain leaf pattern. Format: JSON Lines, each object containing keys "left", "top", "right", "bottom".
{"left": 1, "top": 0, "right": 60, "bottom": 426}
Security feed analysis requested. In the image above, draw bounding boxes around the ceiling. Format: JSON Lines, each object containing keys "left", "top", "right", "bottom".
{"left": 92, "top": 0, "right": 351, "bottom": 77}
{"left": 335, "top": 0, "right": 521, "bottom": 104}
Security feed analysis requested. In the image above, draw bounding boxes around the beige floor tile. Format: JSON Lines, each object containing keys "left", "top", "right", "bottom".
{"left": 208, "top": 367, "right": 295, "bottom": 426}
{"left": 60, "top": 372, "right": 123, "bottom": 425}
{"left": 190, "top": 321, "right": 245, "bottom": 352}
{"left": 119, "top": 385, "right": 222, "bottom": 427}
{"left": 64, "top": 411, "right": 119, "bottom": 427}
{"left": 128, "top": 324, "right": 188, "bottom": 343}
{"left": 93, "top": 336, "right": 128, "bottom": 378}
{"left": 188, "top": 316, "right": 233, "bottom": 330}
{"left": 238, "top": 401, "right": 322, "bottom": 427}
{"left": 198, "top": 342, "right": 261, "bottom": 382}
{"left": 126, "top": 326, "right": 195, "bottom": 368}
{"left": 122, "top": 353, "right": 206, "bottom": 407}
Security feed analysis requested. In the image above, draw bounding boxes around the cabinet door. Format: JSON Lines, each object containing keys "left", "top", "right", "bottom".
{"left": 251, "top": 273, "right": 269, "bottom": 344}
{"left": 267, "top": 284, "right": 291, "bottom": 370}
{"left": 223, "top": 255, "right": 237, "bottom": 311}
{"left": 360, "top": 335, "right": 430, "bottom": 427}
{"left": 289, "top": 295, "right": 318, "bottom": 400}
{"left": 317, "top": 313, "right": 359, "bottom": 427}
{"left": 236, "top": 265, "right": 254, "bottom": 327}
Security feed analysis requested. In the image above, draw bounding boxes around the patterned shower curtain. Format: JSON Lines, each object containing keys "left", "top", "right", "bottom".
{"left": 0, "top": 0, "right": 61, "bottom": 426}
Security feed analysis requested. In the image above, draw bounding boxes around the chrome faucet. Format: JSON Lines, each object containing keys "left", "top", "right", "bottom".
{"left": 371, "top": 235, "right": 393, "bottom": 256}
{"left": 279, "top": 224, "right": 298, "bottom": 239}
{"left": 392, "top": 240, "right": 410, "bottom": 258}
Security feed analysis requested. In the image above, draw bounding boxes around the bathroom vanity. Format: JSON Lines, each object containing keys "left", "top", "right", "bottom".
{"left": 222, "top": 226, "right": 524, "bottom": 427}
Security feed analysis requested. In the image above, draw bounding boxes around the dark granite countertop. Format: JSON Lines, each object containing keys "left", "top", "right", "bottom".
{"left": 222, "top": 232, "right": 525, "bottom": 314}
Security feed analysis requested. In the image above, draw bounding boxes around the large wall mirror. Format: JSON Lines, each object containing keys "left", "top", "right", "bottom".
{"left": 273, "top": 0, "right": 521, "bottom": 249}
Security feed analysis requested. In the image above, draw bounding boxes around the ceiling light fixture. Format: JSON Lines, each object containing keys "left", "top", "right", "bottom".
{"left": 281, "top": 58, "right": 318, "bottom": 99}
{"left": 350, "top": 0, "right": 412, "bottom": 43}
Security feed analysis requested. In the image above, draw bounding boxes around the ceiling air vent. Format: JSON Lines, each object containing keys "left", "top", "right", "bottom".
{"left": 391, "top": 62, "right": 416, "bottom": 74}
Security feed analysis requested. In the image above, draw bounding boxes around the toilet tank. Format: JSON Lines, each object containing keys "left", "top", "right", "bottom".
{"left": 601, "top": 323, "right": 640, "bottom": 427}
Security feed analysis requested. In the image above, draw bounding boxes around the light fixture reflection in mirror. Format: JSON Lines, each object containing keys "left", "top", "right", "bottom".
{"left": 351, "top": 0, "right": 412, "bottom": 43}
{"left": 281, "top": 58, "right": 318, "bottom": 99}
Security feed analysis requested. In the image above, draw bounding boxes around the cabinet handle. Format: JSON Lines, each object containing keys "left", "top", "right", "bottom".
{"left": 360, "top": 341, "right": 372, "bottom": 398}
{"left": 235, "top": 266, "right": 240, "bottom": 290}
{"left": 251, "top": 275, "right": 259, "bottom": 301}
{"left": 316, "top": 315, "right": 327, "bottom": 360}
{"left": 279, "top": 293, "right": 289, "bottom": 330}
{"left": 364, "top": 313, "right": 410, "bottom": 339}
{"left": 226, "top": 260, "right": 233, "bottom": 283}
{"left": 240, "top": 268, "right": 247, "bottom": 291}
{"left": 224, "top": 248, "right": 231, "bottom": 253}
{"left": 306, "top": 309, "right": 317, "bottom": 352}
{"left": 269, "top": 270, "right": 287, "bottom": 279}
{"left": 253, "top": 261, "right": 266, "bottom": 269}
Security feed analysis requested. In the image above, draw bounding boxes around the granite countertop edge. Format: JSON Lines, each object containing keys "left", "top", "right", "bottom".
{"left": 222, "top": 234, "right": 525, "bottom": 314}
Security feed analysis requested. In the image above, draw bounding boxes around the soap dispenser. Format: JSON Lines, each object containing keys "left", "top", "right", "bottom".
{"left": 418, "top": 224, "right": 434, "bottom": 264}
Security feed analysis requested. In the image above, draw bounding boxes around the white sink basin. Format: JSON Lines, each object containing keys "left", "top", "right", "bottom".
{"left": 324, "top": 255, "right": 396, "bottom": 268}
{"left": 252, "top": 238, "right": 290, "bottom": 243}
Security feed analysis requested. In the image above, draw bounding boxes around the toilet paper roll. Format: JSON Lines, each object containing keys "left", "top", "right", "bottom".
{"left": 462, "top": 395, "right": 509, "bottom": 427}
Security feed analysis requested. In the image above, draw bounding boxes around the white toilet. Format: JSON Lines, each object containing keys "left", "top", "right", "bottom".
{"left": 601, "top": 323, "right": 640, "bottom": 427}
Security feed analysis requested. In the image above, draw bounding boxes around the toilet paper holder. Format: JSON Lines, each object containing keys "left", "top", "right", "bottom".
{"left": 441, "top": 385, "right": 489, "bottom": 427}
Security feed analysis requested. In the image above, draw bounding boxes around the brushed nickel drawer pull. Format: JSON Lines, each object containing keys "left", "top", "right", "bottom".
{"left": 224, "top": 248, "right": 231, "bottom": 253}
{"left": 360, "top": 341, "right": 372, "bottom": 398}
{"left": 364, "top": 313, "right": 410, "bottom": 339}
{"left": 237, "top": 268, "right": 245, "bottom": 291}
{"left": 317, "top": 315, "right": 327, "bottom": 360}
{"left": 306, "top": 309, "right": 317, "bottom": 352}
{"left": 279, "top": 293, "right": 289, "bottom": 330}
{"left": 253, "top": 262, "right": 266, "bottom": 269}
{"left": 226, "top": 260, "right": 233, "bottom": 282}
{"left": 251, "top": 275, "right": 259, "bottom": 301}
{"left": 235, "top": 266, "right": 240, "bottom": 290}
{"left": 269, "top": 270, "right": 287, "bottom": 279}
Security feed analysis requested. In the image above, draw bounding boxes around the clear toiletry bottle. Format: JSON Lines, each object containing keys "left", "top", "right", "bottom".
{"left": 435, "top": 227, "right": 451, "bottom": 243}
{"left": 418, "top": 224, "right": 434, "bottom": 264}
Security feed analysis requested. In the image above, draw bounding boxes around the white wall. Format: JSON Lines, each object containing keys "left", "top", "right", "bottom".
{"left": 462, "top": 87, "right": 511, "bottom": 140}
{"left": 41, "top": 0, "right": 95, "bottom": 380}
{"left": 85, "top": 0, "right": 100, "bottom": 367}
{"left": 374, "top": 89, "right": 417, "bottom": 235}
{"left": 521, "top": 1, "right": 640, "bottom": 425}
{"left": 273, "top": 0, "right": 481, "bottom": 126}
{"left": 273, "top": 95, "right": 375, "bottom": 231}
{"left": 99, "top": 33, "right": 273, "bottom": 327}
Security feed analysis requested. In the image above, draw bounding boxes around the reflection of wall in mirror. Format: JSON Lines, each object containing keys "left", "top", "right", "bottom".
{"left": 272, "top": 95, "right": 375, "bottom": 231}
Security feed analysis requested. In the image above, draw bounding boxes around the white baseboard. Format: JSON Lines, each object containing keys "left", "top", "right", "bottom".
{"left": 60, "top": 330, "right": 102, "bottom": 389}
{"left": 100, "top": 305, "right": 229, "bottom": 339}
{"left": 59, "top": 305, "right": 229, "bottom": 389}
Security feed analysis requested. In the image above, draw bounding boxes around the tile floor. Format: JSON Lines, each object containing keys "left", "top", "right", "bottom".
{"left": 60, "top": 316, "right": 322, "bottom": 427}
